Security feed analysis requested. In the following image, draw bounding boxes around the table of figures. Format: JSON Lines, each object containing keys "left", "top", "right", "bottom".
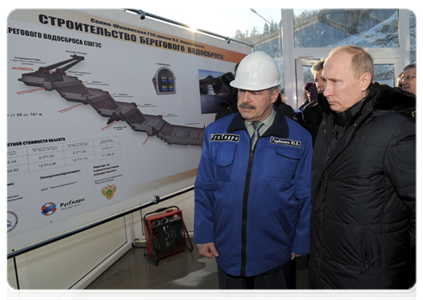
{"left": 7, "top": 137, "right": 121, "bottom": 176}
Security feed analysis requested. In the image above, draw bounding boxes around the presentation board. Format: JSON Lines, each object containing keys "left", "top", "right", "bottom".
{"left": 7, "top": 9, "right": 251, "bottom": 252}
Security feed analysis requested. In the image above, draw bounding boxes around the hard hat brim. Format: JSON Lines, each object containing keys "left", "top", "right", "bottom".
{"left": 230, "top": 79, "right": 280, "bottom": 91}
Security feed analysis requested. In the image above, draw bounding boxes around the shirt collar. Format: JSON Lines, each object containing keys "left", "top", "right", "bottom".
{"left": 245, "top": 109, "right": 276, "bottom": 136}
{"left": 228, "top": 108, "right": 289, "bottom": 138}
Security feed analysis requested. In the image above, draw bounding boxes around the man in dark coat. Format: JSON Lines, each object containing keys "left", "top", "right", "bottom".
{"left": 310, "top": 45, "right": 415, "bottom": 289}
{"left": 302, "top": 60, "right": 325, "bottom": 146}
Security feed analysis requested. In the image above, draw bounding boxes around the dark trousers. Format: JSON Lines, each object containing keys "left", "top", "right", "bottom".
{"left": 285, "top": 258, "right": 297, "bottom": 289}
{"left": 218, "top": 264, "right": 289, "bottom": 300}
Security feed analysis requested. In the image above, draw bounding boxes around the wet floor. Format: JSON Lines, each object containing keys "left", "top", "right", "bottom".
{"left": 86, "top": 240, "right": 310, "bottom": 289}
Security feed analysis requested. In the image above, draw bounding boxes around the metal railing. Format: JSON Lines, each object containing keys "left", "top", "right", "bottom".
{"left": 124, "top": 9, "right": 254, "bottom": 48}
{"left": 7, "top": 186, "right": 194, "bottom": 259}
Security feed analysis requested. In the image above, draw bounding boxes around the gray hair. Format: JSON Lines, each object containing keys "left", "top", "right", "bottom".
{"left": 268, "top": 86, "right": 279, "bottom": 95}
{"left": 404, "top": 64, "right": 420, "bottom": 81}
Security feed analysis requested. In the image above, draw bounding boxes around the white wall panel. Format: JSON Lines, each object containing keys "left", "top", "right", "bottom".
{"left": 10, "top": 218, "right": 129, "bottom": 289}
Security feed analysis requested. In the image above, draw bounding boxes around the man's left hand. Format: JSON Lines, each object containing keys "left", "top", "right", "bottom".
{"left": 291, "top": 253, "right": 302, "bottom": 260}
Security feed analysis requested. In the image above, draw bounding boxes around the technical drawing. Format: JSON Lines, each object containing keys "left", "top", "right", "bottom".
{"left": 18, "top": 55, "right": 204, "bottom": 146}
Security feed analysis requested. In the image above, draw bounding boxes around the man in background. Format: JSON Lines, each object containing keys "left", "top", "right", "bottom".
{"left": 300, "top": 59, "right": 325, "bottom": 145}
{"left": 401, "top": 64, "right": 416, "bottom": 95}
{"left": 401, "top": 64, "right": 420, "bottom": 300}
{"left": 311, "top": 59, "right": 325, "bottom": 94}
{"left": 401, "top": 64, "right": 420, "bottom": 125}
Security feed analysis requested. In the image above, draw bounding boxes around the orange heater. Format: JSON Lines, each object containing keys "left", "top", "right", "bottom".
{"left": 143, "top": 206, "right": 193, "bottom": 266}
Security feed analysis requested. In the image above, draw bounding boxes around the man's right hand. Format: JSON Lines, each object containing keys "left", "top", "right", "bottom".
{"left": 198, "top": 242, "right": 219, "bottom": 259}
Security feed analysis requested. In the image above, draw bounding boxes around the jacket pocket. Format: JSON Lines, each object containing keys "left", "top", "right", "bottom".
{"left": 214, "top": 142, "right": 237, "bottom": 182}
{"left": 270, "top": 146, "right": 300, "bottom": 181}
{"left": 274, "top": 207, "right": 293, "bottom": 237}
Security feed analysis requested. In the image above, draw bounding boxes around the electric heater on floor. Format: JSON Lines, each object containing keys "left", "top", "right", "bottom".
{"left": 143, "top": 206, "right": 193, "bottom": 266}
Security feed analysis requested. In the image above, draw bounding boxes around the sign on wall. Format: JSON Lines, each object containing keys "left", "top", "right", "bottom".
{"left": 7, "top": 9, "right": 250, "bottom": 252}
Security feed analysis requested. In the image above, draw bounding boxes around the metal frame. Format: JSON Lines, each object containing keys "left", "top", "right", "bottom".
{"left": 124, "top": 9, "right": 254, "bottom": 48}
{"left": 282, "top": 9, "right": 412, "bottom": 109}
{"left": 7, "top": 186, "right": 194, "bottom": 259}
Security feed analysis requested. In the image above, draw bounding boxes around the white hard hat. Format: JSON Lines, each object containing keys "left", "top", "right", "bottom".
{"left": 230, "top": 51, "right": 281, "bottom": 91}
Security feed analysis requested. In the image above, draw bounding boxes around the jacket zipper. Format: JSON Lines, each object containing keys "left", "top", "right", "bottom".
{"left": 360, "top": 232, "right": 370, "bottom": 274}
{"left": 360, "top": 249, "right": 370, "bottom": 274}
{"left": 240, "top": 143, "right": 256, "bottom": 276}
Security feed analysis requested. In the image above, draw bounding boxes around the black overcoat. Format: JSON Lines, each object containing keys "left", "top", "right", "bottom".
{"left": 309, "top": 83, "right": 416, "bottom": 289}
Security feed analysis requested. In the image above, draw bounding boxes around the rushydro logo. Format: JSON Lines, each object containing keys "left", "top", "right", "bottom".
{"left": 5, "top": 211, "right": 18, "bottom": 234}
{"left": 41, "top": 202, "right": 57, "bottom": 216}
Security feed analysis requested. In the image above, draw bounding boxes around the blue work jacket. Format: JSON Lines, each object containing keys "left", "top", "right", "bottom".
{"left": 194, "top": 111, "right": 313, "bottom": 277}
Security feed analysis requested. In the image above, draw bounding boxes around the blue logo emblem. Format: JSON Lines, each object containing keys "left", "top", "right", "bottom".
{"left": 7, "top": 211, "right": 18, "bottom": 233}
{"left": 41, "top": 202, "right": 57, "bottom": 216}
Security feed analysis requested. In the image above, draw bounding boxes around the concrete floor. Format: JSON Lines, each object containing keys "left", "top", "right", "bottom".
{"left": 86, "top": 240, "right": 310, "bottom": 289}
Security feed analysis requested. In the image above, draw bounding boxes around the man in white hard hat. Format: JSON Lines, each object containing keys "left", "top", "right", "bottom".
{"left": 194, "top": 51, "right": 313, "bottom": 289}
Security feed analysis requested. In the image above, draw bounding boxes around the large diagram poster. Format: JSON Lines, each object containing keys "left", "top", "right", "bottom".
{"left": 7, "top": 9, "right": 250, "bottom": 251}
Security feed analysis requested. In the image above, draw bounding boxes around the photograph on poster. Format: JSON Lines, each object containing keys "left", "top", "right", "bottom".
{"left": 198, "top": 69, "right": 234, "bottom": 114}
